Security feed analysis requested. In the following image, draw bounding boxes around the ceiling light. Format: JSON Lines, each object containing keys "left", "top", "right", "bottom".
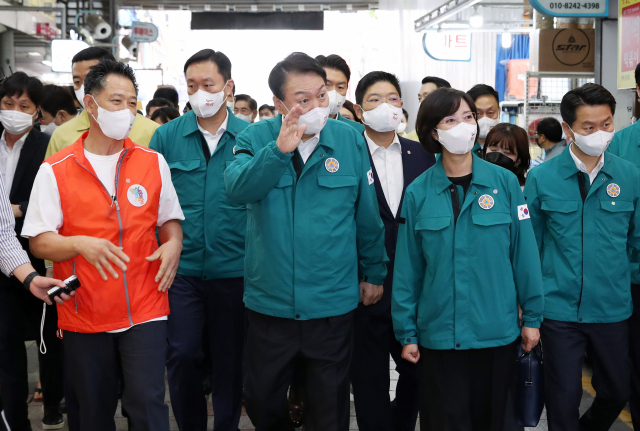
{"left": 501, "top": 31, "right": 512, "bottom": 49}
{"left": 470, "top": 6, "right": 483, "bottom": 28}
{"left": 27, "top": 51, "right": 42, "bottom": 57}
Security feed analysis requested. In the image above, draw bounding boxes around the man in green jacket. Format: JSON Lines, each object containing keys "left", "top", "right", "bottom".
{"left": 525, "top": 83, "right": 640, "bottom": 431}
{"left": 225, "top": 52, "right": 387, "bottom": 431}
{"left": 150, "top": 49, "right": 249, "bottom": 431}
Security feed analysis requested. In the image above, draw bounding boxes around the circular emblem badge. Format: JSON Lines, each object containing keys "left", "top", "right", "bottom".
{"left": 127, "top": 184, "right": 148, "bottom": 207}
{"left": 325, "top": 158, "right": 339, "bottom": 173}
{"left": 607, "top": 183, "right": 620, "bottom": 198}
{"left": 478, "top": 194, "right": 494, "bottom": 210}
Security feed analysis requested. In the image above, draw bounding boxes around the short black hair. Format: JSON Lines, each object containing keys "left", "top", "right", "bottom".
{"left": 421, "top": 76, "right": 451, "bottom": 88}
{"left": 258, "top": 104, "right": 271, "bottom": 112}
{"left": 235, "top": 94, "right": 257, "bottom": 111}
{"left": 636, "top": 63, "right": 640, "bottom": 87}
{"left": 84, "top": 60, "right": 138, "bottom": 97}
{"left": 153, "top": 87, "right": 179, "bottom": 108}
{"left": 151, "top": 106, "right": 180, "bottom": 124}
{"left": 146, "top": 97, "right": 172, "bottom": 115}
{"left": 467, "top": 84, "right": 499, "bottom": 105}
{"left": 355, "top": 71, "right": 402, "bottom": 105}
{"left": 560, "top": 83, "right": 616, "bottom": 128}
{"left": 402, "top": 108, "right": 409, "bottom": 122}
{"left": 0, "top": 72, "right": 44, "bottom": 107}
{"left": 183, "top": 49, "right": 232, "bottom": 82}
{"left": 41, "top": 84, "right": 76, "bottom": 116}
{"left": 315, "top": 54, "right": 351, "bottom": 83}
{"left": 268, "top": 52, "right": 326, "bottom": 101}
{"left": 536, "top": 117, "right": 563, "bottom": 143}
{"left": 71, "top": 47, "right": 115, "bottom": 65}
{"left": 416, "top": 88, "right": 478, "bottom": 154}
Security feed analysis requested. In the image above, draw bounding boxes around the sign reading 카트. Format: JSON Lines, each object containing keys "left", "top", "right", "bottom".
{"left": 529, "top": 28, "right": 595, "bottom": 72}
{"left": 619, "top": 0, "right": 640, "bottom": 89}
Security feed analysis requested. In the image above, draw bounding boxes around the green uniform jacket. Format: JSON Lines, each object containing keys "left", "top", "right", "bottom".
{"left": 150, "top": 109, "right": 249, "bottom": 280}
{"left": 608, "top": 121, "right": 640, "bottom": 284}
{"left": 471, "top": 141, "right": 483, "bottom": 157}
{"left": 525, "top": 145, "right": 640, "bottom": 323}
{"left": 224, "top": 116, "right": 388, "bottom": 320}
{"left": 392, "top": 154, "right": 544, "bottom": 350}
{"left": 336, "top": 112, "right": 365, "bottom": 134}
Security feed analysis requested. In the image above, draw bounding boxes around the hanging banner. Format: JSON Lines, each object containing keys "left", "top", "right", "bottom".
{"left": 529, "top": 0, "right": 608, "bottom": 17}
{"left": 619, "top": 0, "right": 640, "bottom": 88}
{"left": 423, "top": 32, "right": 472, "bottom": 62}
{"left": 131, "top": 21, "right": 159, "bottom": 43}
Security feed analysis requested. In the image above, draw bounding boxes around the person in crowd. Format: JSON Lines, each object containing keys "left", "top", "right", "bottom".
{"left": 467, "top": 84, "right": 501, "bottom": 156}
{"left": 258, "top": 104, "right": 275, "bottom": 121}
{"left": 183, "top": 102, "right": 192, "bottom": 114}
{"left": 398, "top": 108, "right": 409, "bottom": 137}
{"left": 151, "top": 106, "right": 180, "bottom": 125}
{"left": 234, "top": 94, "right": 258, "bottom": 123}
{"left": 66, "top": 85, "right": 82, "bottom": 110}
{"left": 482, "top": 123, "right": 531, "bottom": 188}
{"left": 525, "top": 83, "right": 637, "bottom": 431}
{"left": 0, "top": 72, "right": 66, "bottom": 431}
{"left": 45, "top": 47, "right": 159, "bottom": 158}
{"left": 535, "top": 117, "right": 567, "bottom": 162}
{"left": 146, "top": 97, "right": 172, "bottom": 118}
{"left": 339, "top": 100, "right": 360, "bottom": 123}
{"left": 225, "top": 52, "right": 387, "bottom": 431}
{"left": 607, "top": 63, "right": 640, "bottom": 430}
{"left": 23, "top": 60, "right": 184, "bottom": 431}
{"left": 393, "top": 87, "right": 543, "bottom": 431}
{"left": 40, "top": 84, "right": 77, "bottom": 136}
{"left": 405, "top": 76, "right": 451, "bottom": 142}
{"left": 153, "top": 86, "right": 180, "bottom": 110}
{"left": 316, "top": 54, "right": 365, "bottom": 133}
{"left": 351, "top": 71, "right": 435, "bottom": 431}
{"left": 150, "top": 49, "right": 249, "bottom": 431}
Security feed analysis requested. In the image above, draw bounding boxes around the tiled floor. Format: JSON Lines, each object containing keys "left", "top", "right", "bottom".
{"left": 24, "top": 341, "right": 633, "bottom": 431}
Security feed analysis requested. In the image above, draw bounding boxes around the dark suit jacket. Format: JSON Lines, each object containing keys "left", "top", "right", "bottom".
{"left": 3, "top": 127, "right": 50, "bottom": 276}
{"left": 360, "top": 135, "right": 436, "bottom": 315}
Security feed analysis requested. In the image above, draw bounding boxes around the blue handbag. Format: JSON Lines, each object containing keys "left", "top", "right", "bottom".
{"left": 515, "top": 340, "right": 545, "bottom": 427}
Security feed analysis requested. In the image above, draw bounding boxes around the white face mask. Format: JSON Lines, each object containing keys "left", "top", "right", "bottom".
{"left": 90, "top": 96, "right": 135, "bottom": 140}
{"left": 478, "top": 116, "right": 500, "bottom": 139}
{"left": 397, "top": 122, "right": 407, "bottom": 134}
{"left": 226, "top": 100, "right": 235, "bottom": 111}
{"left": 570, "top": 128, "right": 615, "bottom": 156}
{"left": 259, "top": 116, "right": 272, "bottom": 122}
{"left": 42, "top": 121, "right": 59, "bottom": 135}
{"left": 361, "top": 103, "right": 403, "bottom": 133}
{"left": 189, "top": 81, "right": 229, "bottom": 119}
{"left": 281, "top": 101, "right": 330, "bottom": 136}
{"left": 328, "top": 90, "right": 346, "bottom": 116}
{"left": 436, "top": 122, "right": 478, "bottom": 155}
{"left": 75, "top": 85, "right": 85, "bottom": 109}
{"left": 0, "top": 110, "right": 36, "bottom": 135}
{"left": 235, "top": 112, "right": 253, "bottom": 123}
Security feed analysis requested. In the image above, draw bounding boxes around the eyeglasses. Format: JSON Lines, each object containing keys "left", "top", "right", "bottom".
{"left": 362, "top": 96, "right": 403, "bottom": 108}
{"left": 438, "top": 113, "right": 477, "bottom": 127}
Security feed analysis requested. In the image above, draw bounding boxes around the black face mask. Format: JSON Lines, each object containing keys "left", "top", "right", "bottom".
{"left": 485, "top": 151, "right": 517, "bottom": 173}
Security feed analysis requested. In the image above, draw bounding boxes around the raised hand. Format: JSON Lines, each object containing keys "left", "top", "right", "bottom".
{"left": 276, "top": 104, "right": 307, "bottom": 154}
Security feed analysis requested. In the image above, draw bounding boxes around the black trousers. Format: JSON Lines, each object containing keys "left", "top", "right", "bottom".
{"left": 351, "top": 307, "right": 420, "bottom": 431}
{"left": 64, "top": 321, "right": 169, "bottom": 431}
{"left": 0, "top": 279, "right": 64, "bottom": 431}
{"left": 244, "top": 309, "right": 355, "bottom": 431}
{"left": 629, "top": 284, "right": 640, "bottom": 430}
{"left": 541, "top": 318, "right": 630, "bottom": 431}
{"left": 166, "top": 275, "right": 245, "bottom": 431}
{"left": 419, "top": 339, "right": 518, "bottom": 431}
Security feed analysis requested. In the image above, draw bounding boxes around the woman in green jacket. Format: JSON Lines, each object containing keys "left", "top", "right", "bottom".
{"left": 391, "top": 88, "right": 544, "bottom": 431}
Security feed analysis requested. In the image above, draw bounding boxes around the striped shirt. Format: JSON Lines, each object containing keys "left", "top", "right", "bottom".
{"left": 0, "top": 174, "right": 29, "bottom": 276}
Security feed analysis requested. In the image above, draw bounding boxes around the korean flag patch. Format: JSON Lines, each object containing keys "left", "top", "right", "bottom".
{"left": 367, "top": 169, "right": 374, "bottom": 185}
{"left": 518, "top": 204, "right": 530, "bottom": 220}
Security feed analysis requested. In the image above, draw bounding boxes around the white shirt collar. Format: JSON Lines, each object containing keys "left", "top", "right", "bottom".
{"left": 364, "top": 131, "right": 401, "bottom": 155}
{"left": 569, "top": 144, "right": 605, "bottom": 184}
{"left": 298, "top": 133, "right": 321, "bottom": 163}
{"left": 197, "top": 110, "right": 228, "bottom": 138}
{"left": 0, "top": 130, "right": 29, "bottom": 149}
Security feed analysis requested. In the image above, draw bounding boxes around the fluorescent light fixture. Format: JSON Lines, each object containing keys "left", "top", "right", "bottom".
{"left": 501, "top": 31, "right": 512, "bottom": 48}
{"left": 27, "top": 51, "right": 42, "bottom": 57}
{"left": 470, "top": 6, "right": 483, "bottom": 28}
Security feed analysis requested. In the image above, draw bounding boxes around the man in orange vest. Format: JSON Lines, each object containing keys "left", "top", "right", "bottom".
{"left": 22, "top": 60, "right": 184, "bottom": 431}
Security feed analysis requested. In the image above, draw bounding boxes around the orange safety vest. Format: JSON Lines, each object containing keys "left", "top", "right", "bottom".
{"left": 47, "top": 132, "right": 169, "bottom": 333}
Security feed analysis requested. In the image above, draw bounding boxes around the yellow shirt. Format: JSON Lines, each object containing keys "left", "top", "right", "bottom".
{"left": 405, "top": 129, "right": 420, "bottom": 143}
{"left": 45, "top": 110, "right": 160, "bottom": 158}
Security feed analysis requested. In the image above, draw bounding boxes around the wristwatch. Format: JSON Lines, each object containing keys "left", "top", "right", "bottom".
{"left": 22, "top": 271, "right": 39, "bottom": 291}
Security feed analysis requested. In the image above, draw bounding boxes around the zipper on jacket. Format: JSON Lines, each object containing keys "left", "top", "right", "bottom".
{"left": 74, "top": 150, "right": 134, "bottom": 326}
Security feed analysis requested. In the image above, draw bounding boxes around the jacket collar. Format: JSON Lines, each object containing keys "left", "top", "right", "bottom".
{"left": 182, "top": 107, "right": 243, "bottom": 140}
{"left": 432, "top": 152, "right": 493, "bottom": 194}
{"left": 558, "top": 142, "right": 612, "bottom": 180}
{"left": 71, "top": 130, "right": 136, "bottom": 169}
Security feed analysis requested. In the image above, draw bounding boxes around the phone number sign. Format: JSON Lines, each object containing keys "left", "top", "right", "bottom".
{"left": 529, "top": 0, "right": 608, "bottom": 16}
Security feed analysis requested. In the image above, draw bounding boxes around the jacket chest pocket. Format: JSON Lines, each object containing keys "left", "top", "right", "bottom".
{"left": 316, "top": 175, "right": 358, "bottom": 215}
{"left": 471, "top": 212, "right": 511, "bottom": 244}
{"left": 167, "top": 159, "right": 203, "bottom": 206}
{"left": 415, "top": 216, "right": 451, "bottom": 255}
{"left": 599, "top": 200, "right": 634, "bottom": 241}
{"left": 541, "top": 199, "right": 579, "bottom": 233}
